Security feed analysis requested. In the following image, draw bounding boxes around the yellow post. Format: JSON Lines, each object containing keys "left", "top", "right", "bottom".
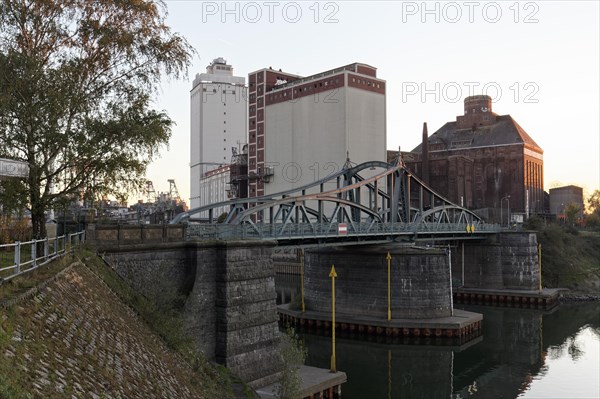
{"left": 329, "top": 264, "right": 337, "bottom": 373}
{"left": 300, "top": 249, "right": 305, "bottom": 313}
{"left": 538, "top": 243, "right": 542, "bottom": 292}
{"left": 387, "top": 251, "right": 392, "bottom": 320}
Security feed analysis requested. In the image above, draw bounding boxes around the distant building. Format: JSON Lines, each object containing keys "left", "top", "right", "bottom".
{"left": 397, "top": 95, "right": 544, "bottom": 222}
{"left": 549, "top": 185, "right": 584, "bottom": 221}
{"left": 198, "top": 165, "right": 231, "bottom": 218}
{"left": 247, "top": 63, "right": 386, "bottom": 197}
{"left": 190, "top": 58, "right": 247, "bottom": 211}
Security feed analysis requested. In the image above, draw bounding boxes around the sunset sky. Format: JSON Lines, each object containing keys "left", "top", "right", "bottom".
{"left": 143, "top": 1, "right": 599, "bottom": 204}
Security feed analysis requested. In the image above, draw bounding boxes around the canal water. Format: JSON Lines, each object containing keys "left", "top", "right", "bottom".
{"left": 276, "top": 275, "right": 600, "bottom": 399}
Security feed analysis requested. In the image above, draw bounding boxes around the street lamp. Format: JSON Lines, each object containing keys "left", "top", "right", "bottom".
{"left": 501, "top": 196, "right": 510, "bottom": 227}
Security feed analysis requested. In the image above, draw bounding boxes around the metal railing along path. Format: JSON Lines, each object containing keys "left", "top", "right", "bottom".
{"left": 0, "top": 231, "right": 85, "bottom": 282}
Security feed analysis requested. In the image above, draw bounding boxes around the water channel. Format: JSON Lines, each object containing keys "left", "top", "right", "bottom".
{"left": 276, "top": 274, "right": 600, "bottom": 399}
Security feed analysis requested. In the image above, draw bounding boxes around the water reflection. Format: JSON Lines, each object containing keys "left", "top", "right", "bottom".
{"left": 518, "top": 304, "right": 600, "bottom": 399}
{"left": 452, "top": 306, "right": 545, "bottom": 398}
{"left": 276, "top": 273, "right": 600, "bottom": 399}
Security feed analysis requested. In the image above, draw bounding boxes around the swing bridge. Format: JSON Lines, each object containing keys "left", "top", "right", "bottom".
{"left": 173, "top": 159, "right": 502, "bottom": 246}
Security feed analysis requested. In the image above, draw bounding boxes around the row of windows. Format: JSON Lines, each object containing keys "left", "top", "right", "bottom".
{"left": 351, "top": 77, "right": 381, "bottom": 89}
{"left": 202, "top": 88, "right": 240, "bottom": 94}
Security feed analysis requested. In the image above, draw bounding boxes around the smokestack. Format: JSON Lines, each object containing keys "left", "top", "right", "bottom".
{"left": 422, "top": 122, "right": 429, "bottom": 185}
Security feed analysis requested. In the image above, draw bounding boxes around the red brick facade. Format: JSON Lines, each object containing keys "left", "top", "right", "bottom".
{"left": 401, "top": 96, "right": 544, "bottom": 220}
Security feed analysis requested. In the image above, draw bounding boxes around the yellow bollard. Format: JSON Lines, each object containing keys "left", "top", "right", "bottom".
{"left": 329, "top": 264, "right": 337, "bottom": 373}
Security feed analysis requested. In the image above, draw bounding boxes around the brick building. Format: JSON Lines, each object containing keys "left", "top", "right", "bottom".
{"left": 549, "top": 185, "right": 584, "bottom": 221}
{"left": 398, "top": 95, "right": 544, "bottom": 222}
{"left": 246, "top": 63, "right": 386, "bottom": 198}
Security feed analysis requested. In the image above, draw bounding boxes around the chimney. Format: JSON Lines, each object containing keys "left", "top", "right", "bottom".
{"left": 422, "top": 122, "right": 429, "bottom": 185}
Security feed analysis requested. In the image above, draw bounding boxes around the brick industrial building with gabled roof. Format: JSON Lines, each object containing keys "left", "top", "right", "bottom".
{"left": 395, "top": 95, "right": 545, "bottom": 223}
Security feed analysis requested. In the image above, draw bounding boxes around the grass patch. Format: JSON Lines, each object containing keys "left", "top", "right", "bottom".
{"left": 0, "top": 374, "right": 32, "bottom": 399}
{"left": 0, "top": 252, "right": 75, "bottom": 301}
{"left": 531, "top": 223, "right": 600, "bottom": 290}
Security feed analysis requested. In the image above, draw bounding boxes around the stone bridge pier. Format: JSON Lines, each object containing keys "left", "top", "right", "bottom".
{"left": 280, "top": 244, "right": 484, "bottom": 342}
{"left": 304, "top": 245, "right": 453, "bottom": 319}
{"left": 455, "top": 232, "right": 541, "bottom": 289}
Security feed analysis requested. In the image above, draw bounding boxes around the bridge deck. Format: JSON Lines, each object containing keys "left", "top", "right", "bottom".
{"left": 186, "top": 222, "right": 501, "bottom": 245}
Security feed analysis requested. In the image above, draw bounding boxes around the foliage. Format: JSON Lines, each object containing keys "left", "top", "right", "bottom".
{"left": 587, "top": 189, "right": 600, "bottom": 216}
{"left": 0, "top": 179, "right": 28, "bottom": 217}
{"left": 523, "top": 215, "right": 545, "bottom": 231}
{"left": 217, "top": 212, "right": 228, "bottom": 223}
{"left": 536, "top": 224, "right": 600, "bottom": 291}
{"left": 0, "top": 216, "right": 31, "bottom": 244}
{"left": 277, "top": 326, "right": 307, "bottom": 399}
{"left": 564, "top": 203, "right": 581, "bottom": 227}
{"left": 0, "top": 0, "right": 195, "bottom": 239}
{"left": 584, "top": 213, "right": 600, "bottom": 230}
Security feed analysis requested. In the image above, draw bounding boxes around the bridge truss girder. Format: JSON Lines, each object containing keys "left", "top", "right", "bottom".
{"left": 175, "top": 160, "right": 490, "bottom": 241}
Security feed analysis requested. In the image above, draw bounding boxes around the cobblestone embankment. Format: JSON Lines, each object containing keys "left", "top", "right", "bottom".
{"left": 0, "top": 262, "right": 214, "bottom": 398}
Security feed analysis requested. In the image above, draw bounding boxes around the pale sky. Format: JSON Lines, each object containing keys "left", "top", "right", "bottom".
{"left": 143, "top": 0, "right": 600, "bottom": 205}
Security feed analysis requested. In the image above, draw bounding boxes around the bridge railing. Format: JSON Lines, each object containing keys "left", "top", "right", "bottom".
{"left": 0, "top": 231, "right": 85, "bottom": 282}
{"left": 186, "top": 222, "right": 501, "bottom": 241}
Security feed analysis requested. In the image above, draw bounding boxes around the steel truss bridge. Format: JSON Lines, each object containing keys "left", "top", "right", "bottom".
{"left": 173, "top": 159, "right": 501, "bottom": 246}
